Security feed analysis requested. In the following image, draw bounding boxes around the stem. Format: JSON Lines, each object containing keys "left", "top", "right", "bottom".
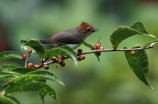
{"left": 25, "top": 52, "right": 29, "bottom": 68}
{"left": 2, "top": 51, "right": 30, "bottom": 87}
{"left": 81, "top": 46, "right": 153, "bottom": 55}
{"left": 39, "top": 57, "right": 49, "bottom": 68}
{"left": 2, "top": 77, "right": 17, "bottom": 87}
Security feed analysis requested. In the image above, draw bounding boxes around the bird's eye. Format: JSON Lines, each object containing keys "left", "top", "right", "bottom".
{"left": 86, "top": 27, "right": 92, "bottom": 31}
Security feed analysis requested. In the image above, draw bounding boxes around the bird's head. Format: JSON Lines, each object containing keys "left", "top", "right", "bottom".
{"left": 77, "top": 22, "right": 98, "bottom": 35}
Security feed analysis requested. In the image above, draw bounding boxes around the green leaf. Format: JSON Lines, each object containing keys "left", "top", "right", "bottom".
{"left": 144, "top": 38, "right": 158, "bottom": 47}
{"left": 4, "top": 74, "right": 61, "bottom": 89}
{"left": 83, "top": 41, "right": 95, "bottom": 50}
{"left": 110, "top": 22, "right": 155, "bottom": 47}
{"left": 5, "top": 82, "right": 59, "bottom": 103}
{"left": 0, "top": 86, "right": 5, "bottom": 92}
{"left": 124, "top": 46, "right": 154, "bottom": 90}
{"left": 83, "top": 41, "right": 100, "bottom": 62}
{"left": 10, "top": 68, "right": 35, "bottom": 74}
{"left": 47, "top": 46, "right": 78, "bottom": 66}
{"left": 19, "top": 40, "right": 27, "bottom": 51}
{"left": 98, "top": 37, "right": 101, "bottom": 45}
{"left": 0, "top": 51, "right": 22, "bottom": 62}
{"left": 60, "top": 46, "right": 78, "bottom": 66}
{"left": 6, "top": 96, "right": 20, "bottom": 104}
{"left": 24, "top": 39, "right": 45, "bottom": 58}
{"left": 130, "top": 22, "right": 154, "bottom": 38}
{"left": 1, "top": 65, "right": 10, "bottom": 73}
{"left": 0, "top": 65, "right": 19, "bottom": 72}
{"left": 26, "top": 70, "right": 65, "bottom": 86}
{"left": 8, "top": 65, "right": 19, "bottom": 70}
{"left": 39, "top": 92, "right": 46, "bottom": 104}
{"left": 0, "top": 96, "right": 16, "bottom": 104}
{"left": 0, "top": 72, "right": 20, "bottom": 80}
{"left": 38, "top": 80, "right": 46, "bottom": 104}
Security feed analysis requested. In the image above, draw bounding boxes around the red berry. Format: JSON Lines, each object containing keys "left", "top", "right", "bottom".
{"left": 131, "top": 51, "right": 136, "bottom": 56}
{"left": 27, "top": 49, "right": 32, "bottom": 54}
{"left": 58, "top": 59, "right": 63, "bottom": 64}
{"left": 60, "top": 55, "right": 65, "bottom": 60}
{"left": 34, "top": 65, "right": 39, "bottom": 69}
{"left": 100, "top": 47, "right": 104, "bottom": 50}
{"left": 61, "top": 62, "right": 65, "bottom": 67}
{"left": 96, "top": 52, "right": 101, "bottom": 56}
{"left": 80, "top": 55, "right": 85, "bottom": 60}
{"left": 22, "top": 55, "right": 27, "bottom": 60}
{"left": 51, "top": 57, "right": 57, "bottom": 62}
{"left": 78, "top": 49, "right": 82, "bottom": 54}
{"left": 78, "top": 56, "right": 82, "bottom": 61}
{"left": 95, "top": 44, "right": 100, "bottom": 49}
{"left": 0, "top": 93, "right": 2, "bottom": 96}
{"left": 28, "top": 63, "right": 33, "bottom": 68}
{"left": 40, "top": 59, "right": 45, "bottom": 63}
{"left": 44, "top": 65, "right": 49, "bottom": 70}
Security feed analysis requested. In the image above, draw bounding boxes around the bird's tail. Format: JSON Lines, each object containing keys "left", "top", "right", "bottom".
{"left": 21, "top": 40, "right": 50, "bottom": 44}
{"left": 39, "top": 40, "right": 50, "bottom": 44}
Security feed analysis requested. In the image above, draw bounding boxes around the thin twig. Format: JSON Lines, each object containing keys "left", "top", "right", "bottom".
{"left": 25, "top": 52, "right": 29, "bottom": 68}
{"left": 81, "top": 46, "right": 154, "bottom": 55}
{"left": 39, "top": 57, "right": 49, "bottom": 68}
{"left": 2, "top": 77, "right": 17, "bottom": 87}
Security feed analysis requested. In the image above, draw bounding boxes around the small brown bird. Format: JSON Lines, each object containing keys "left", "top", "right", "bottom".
{"left": 39, "top": 22, "right": 98, "bottom": 49}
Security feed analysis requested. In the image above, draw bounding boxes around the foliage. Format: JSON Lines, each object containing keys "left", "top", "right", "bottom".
{"left": 0, "top": 22, "right": 158, "bottom": 104}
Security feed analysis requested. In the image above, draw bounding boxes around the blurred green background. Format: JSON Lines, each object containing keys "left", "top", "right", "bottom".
{"left": 1, "top": 0, "right": 158, "bottom": 104}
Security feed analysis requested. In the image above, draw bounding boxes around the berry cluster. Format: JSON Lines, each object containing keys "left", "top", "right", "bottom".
{"left": 77, "top": 49, "right": 85, "bottom": 61}
{"left": 51, "top": 55, "right": 66, "bottom": 67}
{"left": 22, "top": 49, "right": 49, "bottom": 70}
{"left": 22, "top": 49, "right": 32, "bottom": 60}
{"left": 58, "top": 55, "right": 66, "bottom": 67}
{"left": 95, "top": 43, "right": 104, "bottom": 56}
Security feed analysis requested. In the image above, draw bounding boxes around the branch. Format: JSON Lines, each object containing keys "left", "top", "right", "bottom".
{"left": 24, "top": 52, "right": 29, "bottom": 68}
{"left": 1, "top": 46, "right": 154, "bottom": 87}
{"left": 39, "top": 57, "right": 49, "bottom": 68}
{"left": 2, "top": 77, "right": 17, "bottom": 87}
{"left": 43, "top": 46, "right": 153, "bottom": 65}
{"left": 81, "top": 46, "right": 154, "bottom": 55}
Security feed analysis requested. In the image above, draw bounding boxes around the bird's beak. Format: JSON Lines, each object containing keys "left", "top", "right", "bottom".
{"left": 93, "top": 28, "right": 99, "bottom": 32}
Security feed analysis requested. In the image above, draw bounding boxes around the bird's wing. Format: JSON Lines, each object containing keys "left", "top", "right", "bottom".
{"left": 49, "top": 29, "right": 83, "bottom": 44}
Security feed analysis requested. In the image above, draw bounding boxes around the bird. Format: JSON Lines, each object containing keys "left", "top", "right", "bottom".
{"left": 30, "top": 22, "right": 98, "bottom": 49}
